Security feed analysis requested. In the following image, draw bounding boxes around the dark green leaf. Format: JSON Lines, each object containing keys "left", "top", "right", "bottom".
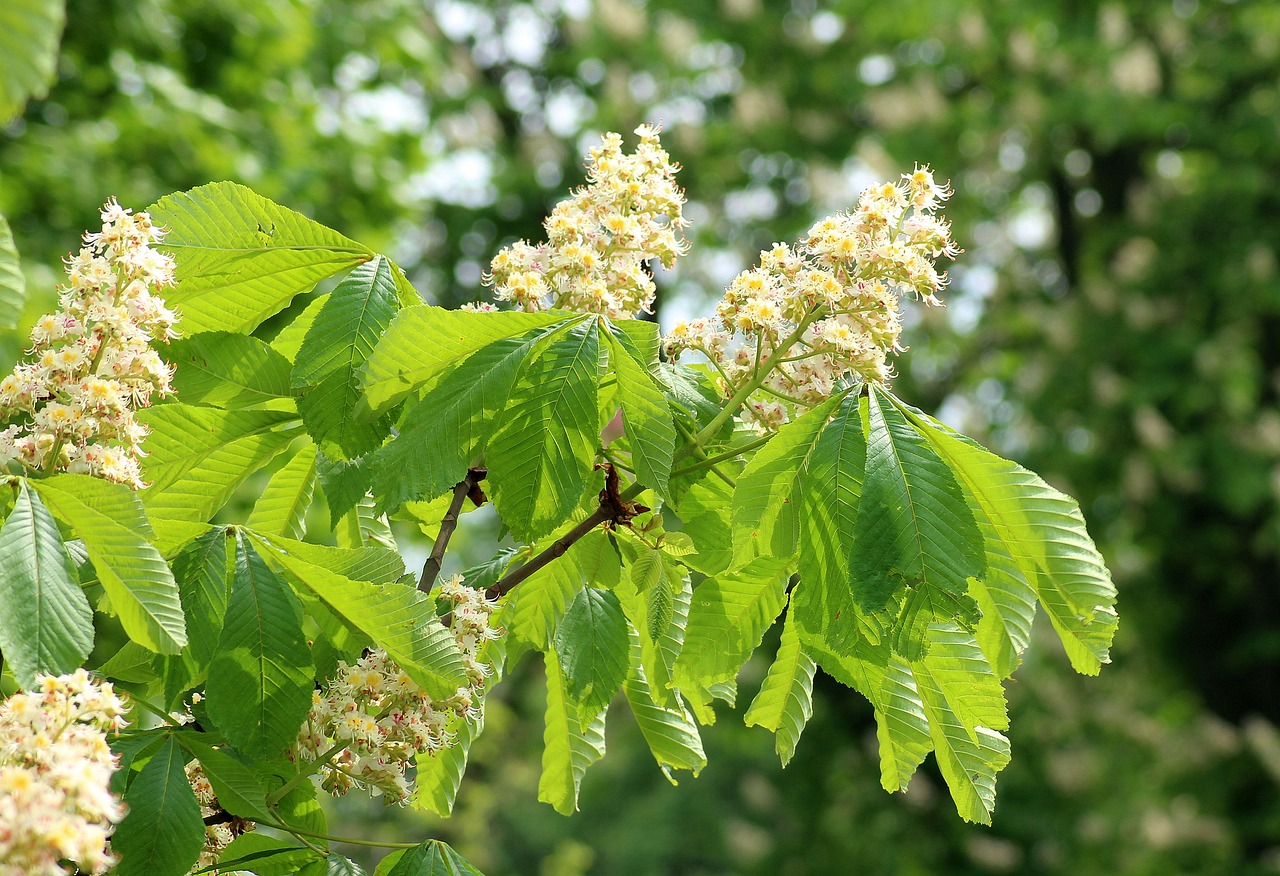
{"left": 112, "top": 736, "right": 205, "bottom": 876}
{"left": 384, "top": 840, "right": 485, "bottom": 876}
{"left": 553, "top": 587, "right": 630, "bottom": 726}
{"left": 176, "top": 735, "right": 272, "bottom": 821}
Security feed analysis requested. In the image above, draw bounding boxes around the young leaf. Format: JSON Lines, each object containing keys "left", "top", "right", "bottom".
{"left": 615, "top": 549, "right": 691, "bottom": 709}
{"left": 553, "top": 587, "right": 630, "bottom": 727}
{"left": 246, "top": 440, "right": 317, "bottom": 540}
{"left": 111, "top": 735, "right": 205, "bottom": 876}
{"left": 250, "top": 533, "right": 466, "bottom": 700}
{"left": 851, "top": 386, "right": 982, "bottom": 657}
{"left": 624, "top": 626, "right": 706, "bottom": 782}
{"left": 606, "top": 326, "right": 676, "bottom": 497}
{"left": 149, "top": 182, "right": 373, "bottom": 334}
{"left": 0, "top": 214, "right": 26, "bottom": 329}
{"left": 360, "top": 305, "right": 572, "bottom": 415}
{"left": 294, "top": 255, "right": 405, "bottom": 458}
{"left": 0, "top": 480, "right": 94, "bottom": 687}
{"left": 731, "top": 392, "right": 846, "bottom": 566}
{"left": 412, "top": 706, "right": 484, "bottom": 817}
{"left": 673, "top": 555, "right": 793, "bottom": 698}
{"left": 743, "top": 597, "right": 816, "bottom": 767}
{"left": 205, "top": 533, "right": 313, "bottom": 759}
{"left": 166, "top": 331, "right": 294, "bottom": 409}
{"left": 909, "top": 408, "right": 1119, "bottom": 675}
{"left": 384, "top": 840, "right": 485, "bottom": 876}
{"left": 539, "top": 650, "right": 607, "bottom": 815}
{"left": 0, "top": 0, "right": 64, "bottom": 124}
{"left": 488, "top": 319, "right": 605, "bottom": 542}
{"left": 32, "top": 474, "right": 186, "bottom": 654}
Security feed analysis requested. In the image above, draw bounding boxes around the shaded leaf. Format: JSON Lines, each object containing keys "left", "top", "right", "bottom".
{"left": 166, "top": 331, "right": 294, "bottom": 409}
{"left": 112, "top": 736, "right": 204, "bottom": 876}
{"left": 539, "top": 650, "right": 607, "bottom": 815}
{"left": 553, "top": 587, "right": 630, "bottom": 727}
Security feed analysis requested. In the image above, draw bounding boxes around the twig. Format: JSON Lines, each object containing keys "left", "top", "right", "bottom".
{"left": 486, "top": 463, "right": 647, "bottom": 601}
{"left": 419, "top": 468, "right": 487, "bottom": 594}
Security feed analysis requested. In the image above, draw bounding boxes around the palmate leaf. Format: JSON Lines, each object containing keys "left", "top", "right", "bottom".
{"left": 851, "top": 386, "right": 983, "bottom": 659}
{"left": 153, "top": 528, "right": 232, "bottom": 705}
{"left": 176, "top": 735, "right": 272, "bottom": 821}
{"left": 205, "top": 533, "right": 312, "bottom": 759}
{"left": 673, "top": 555, "right": 793, "bottom": 704}
{"left": 743, "top": 596, "right": 816, "bottom": 767}
{"left": 731, "top": 392, "right": 846, "bottom": 566}
{"left": 149, "top": 182, "right": 373, "bottom": 334}
{"left": 539, "top": 650, "right": 607, "bottom": 815}
{"left": 0, "top": 214, "right": 26, "bottom": 329}
{"left": 412, "top": 705, "right": 484, "bottom": 817}
{"left": 498, "top": 541, "right": 586, "bottom": 654}
{"left": 359, "top": 305, "right": 573, "bottom": 415}
{"left": 294, "top": 256, "right": 406, "bottom": 459}
{"left": 553, "top": 587, "right": 630, "bottom": 727}
{"left": 0, "top": 480, "right": 93, "bottom": 687}
{"left": 624, "top": 625, "right": 706, "bottom": 782}
{"left": 165, "top": 332, "right": 294, "bottom": 410}
{"left": 606, "top": 323, "right": 676, "bottom": 498}
{"left": 369, "top": 327, "right": 560, "bottom": 514}
{"left": 33, "top": 474, "right": 186, "bottom": 654}
{"left": 250, "top": 533, "right": 466, "bottom": 700}
{"left": 0, "top": 0, "right": 64, "bottom": 124}
{"left": 488, "top": 319, "right": 605, "bottom": 542}
{"left": 383, "top": 840, "right": 485, "bottom": 876}
{"left": 111, "top": 735, "right": 205, "bottom": 876}
{"left": 246, "top": 439, "right": 317, "bottom": 540}
{"left": 907, "top": 406, "right": 1120, "bottom": 675}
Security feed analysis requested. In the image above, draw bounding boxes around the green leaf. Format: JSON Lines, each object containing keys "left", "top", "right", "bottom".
{"left": 316, "top": 451, "right": 371, "bottom": 529}
{"left": 360, "top": 305, "right": 571, "bottom": 415}
{"left": 615, "top": 549, "right": 690, "bottom": 709}
{"left": 385, "top": 840, "right": 485, "bottom": 876}
{"left": 149, "top": 182, "right": 373, "bottom": 334}
{"left": 323, "top": 855, "right": 369, "bottom": 876}
{"left": 732, "top": 392, "right": 845, "bottom": 566}
{"left": 271, "top": 293, "right": 330, "bottom": 362}
{"left": 153, "top": 528, "right": 231, "bottom": 704}
{"left": 0, "top": 480, "right": 93, "bottom": 687}
{"left": 852, "top": 386, "right": 982, "bottom": 659}
{"left": 246, "top": 440, "right": 317, "bottom": 540}
{"left": 498, "top": 545, "right": 584, "bottom": 652}
{"left": 250, "top": 533, "right": 466, "bottom": 699}
{"left": 166, "top": 331, "right": 294, "bottom": 410}
{"left": 909, "top": 410, "right": 1119, "bottom": 675}
{"left": 0, "top": 214, "right": 26, "bottom": 329}
{"left": 553, "top": 587, "right": 630, "bottom": 727}
{"left": 412, "top": 706, "right": 484, "bottom": 817}
{"left": 910, "top": 624, "right": 1012, "bottom": 824}
{"left": 32, "top": 475, "right": 186, "bottom": 654}
{"left": 219, "top": 833, "right": 320, "bottom": 875}
{"left": 673, "top": 556, "right": 792, "bottom": 699}
{"left": 0, "top": 0, "right": 65, "bottom": 124}
{"left": 624, "top": 625, "right": 706, "bottom": 782}
{"left": 488, "top": 319, "right": 604, "bottom": 541}
{"left": 138, "top": 405, "right": 296, "bottom": 541}
{"left": 539, "top": 650, "right": 607, "bottom": 815}
{"left": 176, "top": 735, "right": 272, "bottom": 821}
{"left": 205, "top": 533, "right": 312, "bottom": 759}
{"left": 792, "top": 394, "right": 871, "bottom": 653}
{"left": 294, "top": 256, "right": 405, "bottom": 458}
{"left": 606, "top": 326, "right": 676, "bottom": 497}
{"left": 743, "top": 597, "right": 816, "bottom": 767}
{"left": 111, "top": 736, "right": 205, "bottom": 876}
{"left": 370, "top": 331, "right": 547, "bottom": 514}
{"left": 674, "top": 476, "right": 734, "bottom": 576}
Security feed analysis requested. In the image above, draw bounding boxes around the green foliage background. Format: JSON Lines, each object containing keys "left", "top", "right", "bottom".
{"left": 3, "top": 0, "right": 1279, "bottom": 871}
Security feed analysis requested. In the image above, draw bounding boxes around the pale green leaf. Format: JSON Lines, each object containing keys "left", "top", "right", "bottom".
{"left": 271, "top": 293, "right": 330, "bottom": 362}
{"left": 498, "top": 547, "right": 585, "bottom": 652}
{"left": 0, "top": 480, "right": 93, "bottom": 687}
{"left": 615, "top": 549, "right": 690, "bottom": 709}
{"left": 149, "top": 182, "right": 372, "bottom": 334}
{"left": 165, "top": 331, "right": 294, "bottom": 410}
{"left": 33, "top": 475, "right": 186, "bottom": 654}
{"left": 674, "top": 475, "right": 734, "bottom": 576}
{"left": 539, "top": 650, "right": 607, "bottom": 815}
{"left": 0, "top": 214, "right": 26, "bottom": 329}
{"left": 153, "top": 528, "right": 231, "bottom": 705}
{"left": 412, "top": 705, "right": 483, "bottom": 817}
{"left": 360, "top": 305, "right": 571, "bottom": 415}
{"left": 624, "top": 625, "right": 706, "bottom": 782}
{"left": 743, "top": 597, "right": 816, "bottom": 767}
{"left": 246, "top": 440, "right": 317, "bottom": 539}
{"left": 0, "top": 0, "right": 65, "bottom": 124}
{"left": 112, "top": 736, "right": 205, "bottom": 876}
{"left": 206, "top": 533, "right": 312, "bottom": 758}
{"left": 606, "top": 326, "right": 676, "bottom": 497}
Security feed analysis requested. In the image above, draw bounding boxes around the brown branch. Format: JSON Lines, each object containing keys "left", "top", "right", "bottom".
{"left": 486, "top": 463, "right": 648, "bottom": 601}
{"left": 419, "top": 468, "right": 487, "bottom": 594}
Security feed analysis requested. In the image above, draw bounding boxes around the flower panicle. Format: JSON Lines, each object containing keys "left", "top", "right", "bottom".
{"left": 0, "top": 199, "right": 180, "bottom": 488}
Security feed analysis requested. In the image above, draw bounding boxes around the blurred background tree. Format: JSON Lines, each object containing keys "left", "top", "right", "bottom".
{"left": 3, "top": 0, "right": 1279, "bottom": 872}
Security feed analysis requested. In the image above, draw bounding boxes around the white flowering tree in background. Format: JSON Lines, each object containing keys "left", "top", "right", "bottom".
{"left": 0, "top": 16, "right": 1117, "bottom": 876}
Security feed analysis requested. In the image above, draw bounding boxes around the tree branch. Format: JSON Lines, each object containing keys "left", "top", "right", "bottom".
{"left": 419, "top": 468, "right": 487, "bottom": 594}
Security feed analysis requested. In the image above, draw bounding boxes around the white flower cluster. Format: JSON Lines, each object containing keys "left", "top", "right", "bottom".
{"left": 0, "top": 670, "right": 128, "bottom": 875}
{"left": 0, "top": 200, "right": 179, "bottom": 488}
{"left": 664, "top": 166, "right": 958, "bottom": 430}
{"left": 293, "top": 576, "right": 501, "bottom": 803}
{"left": 484, "top": 125, "right": 689, "bottom": 319}
{"left": 184, "top": 759, "right": 253, "bottom": 876}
